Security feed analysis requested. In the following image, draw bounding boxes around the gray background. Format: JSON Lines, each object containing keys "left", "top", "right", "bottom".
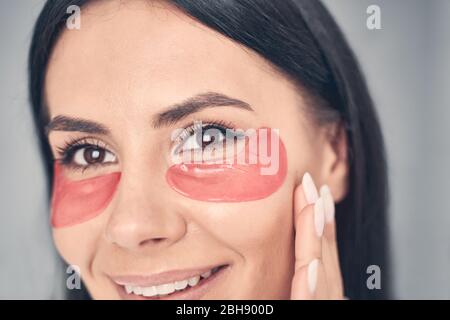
{"left": 0, "top": 0, "right": 449, "bottom": 299}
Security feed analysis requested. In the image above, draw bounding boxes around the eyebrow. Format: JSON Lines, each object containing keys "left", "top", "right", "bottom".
{"left": 45, "top": 115, "right": 109, "bottom": 135}
{"left": 45, "top": 92, "right": 253, "bottom": 135}
{"left": 152, "top": 92, "right": 253, "bottom": 128}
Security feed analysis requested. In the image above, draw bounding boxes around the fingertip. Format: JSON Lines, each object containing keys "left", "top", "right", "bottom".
{"left": 294, "top": 181, "right": 308, "bottom": 219}
{"left": 314, "top": 197, "right": 325, "bottom": 238}
{"left": 302, "top": 172, "right": 319, "bottom": 204}
{"left": 290, "top": 265, "right": 313, "bottom": 300}
{"left": 320, "top": 185, "right": 335, "bottom": 223}
{"left": 307, "top": 258, "right": 319, "bottom": 295}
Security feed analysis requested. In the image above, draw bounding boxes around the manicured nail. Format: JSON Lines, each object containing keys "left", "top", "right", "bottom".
{"left": 307, "top": 259, "right": 319, "bottom": 295}
{"left": 314, "top": 197, "right": 325, "bottom": 237}
{"left": 302, "top": 172, "right": 318, "bottom": 204}
{"left": 320, "top": 185, "right": 335, "bottom": 223}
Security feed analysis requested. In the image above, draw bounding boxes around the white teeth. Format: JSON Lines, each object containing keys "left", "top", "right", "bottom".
{"left": 188, "top": 275, "right": 200, "bottom": 287}
{"left": 174, "top": 280, "right": 188, "bottom": 290}
{"left": 123, "top": 267, "right": 219, "bottom": 296}
{"left": 156, "top": 283, "right": 175, "bottom": 295}
{"left": 142, "top": 286, "right": 157, "bottom": 297}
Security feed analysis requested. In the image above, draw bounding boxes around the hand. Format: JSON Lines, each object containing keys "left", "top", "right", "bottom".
{"left": 290, "top": 173, "right": 344, "bottom": 300}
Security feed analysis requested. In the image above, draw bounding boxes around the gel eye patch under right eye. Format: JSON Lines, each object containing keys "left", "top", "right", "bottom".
{"left": 165, "top": 127, "right": 287, "bottom": 202}
{"left": 51, "top": 163, "right": 121, "bottom": 228}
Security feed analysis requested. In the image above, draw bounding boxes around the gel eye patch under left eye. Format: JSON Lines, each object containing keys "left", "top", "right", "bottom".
{"left": 51, "top": 163, "right": 121, "bottom": 228}
{"left": 166, "top": 128, "right": 287, "bottom": 202}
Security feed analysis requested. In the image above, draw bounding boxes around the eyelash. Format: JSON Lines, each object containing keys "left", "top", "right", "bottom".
{"left": 54, "top": 119, "right": 237, "bottom": 171}
{"left": 174, "top": 119, "right": 235, "bottom": 147}
{"left": 55, "top": 137, "right": 114, "bottom": 172}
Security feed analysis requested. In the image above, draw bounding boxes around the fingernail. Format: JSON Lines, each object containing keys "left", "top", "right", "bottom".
{"left": 302, "top": 172, "right": 318, "bottom": 204}
{"left": 314, "top": 197, "right": 325, "bottom": 237}
{"left": 307, "top": 259, "right": 319, "bottom": 295}
{"left": 320, "top": 185, "right": 335, "bottom": 223}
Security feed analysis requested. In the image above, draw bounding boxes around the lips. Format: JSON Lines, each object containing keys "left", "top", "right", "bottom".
{"left": 111, "top": 264, "right": 229, "bottom": 300}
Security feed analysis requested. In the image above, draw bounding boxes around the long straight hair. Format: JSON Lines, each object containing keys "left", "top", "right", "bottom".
{"left": 29, "top": 0, "right": 390, "bottom": 299}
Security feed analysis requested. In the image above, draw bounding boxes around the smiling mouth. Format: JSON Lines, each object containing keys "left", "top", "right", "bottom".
{"left": 113, "top": 264, "right": 229, "bottom": 300}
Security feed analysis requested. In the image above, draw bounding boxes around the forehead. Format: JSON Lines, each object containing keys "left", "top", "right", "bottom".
{"left": 45, "top": 0, "right": 299, "bottom": 122}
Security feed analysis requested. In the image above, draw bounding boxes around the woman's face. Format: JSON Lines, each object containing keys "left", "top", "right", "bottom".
{"left": 45, "top": 0, "right": 343, "bottom": 299}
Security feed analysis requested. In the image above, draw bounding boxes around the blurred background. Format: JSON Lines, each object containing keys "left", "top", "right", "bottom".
{"left": 0, "top": 0, "right": 449, "bottom": 299}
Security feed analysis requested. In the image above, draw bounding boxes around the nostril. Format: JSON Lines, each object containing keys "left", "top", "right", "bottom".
{"left": 139, "top": 237, "right": 166, "bottom": 246}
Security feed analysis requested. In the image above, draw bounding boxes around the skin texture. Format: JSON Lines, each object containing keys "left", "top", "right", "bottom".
{"left": 45, "top": 0, "right": 348, "bottom": 299}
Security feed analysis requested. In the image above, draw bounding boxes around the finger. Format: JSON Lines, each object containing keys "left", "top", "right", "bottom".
{"left": 291, "top": 173, "right": 325, "bottom": 299}
{"left": 320, "top": 185, "right": 336, "bottom": 244}
{"left": 321, "top": 238, "right": 342, "bottom": 299}
{"left": 293, "top": 172, "right": 315, "bottom": 225}
{"left": 290, "top": 259, "right": 314, "bottom": 299}
{"left": 320, "top": 184, "right": 344, "bottom": 299}
{"left": 294, "top": 173, "right": 324, "bottom": 268}
{"left": 291, "top": 258, "right": 329, "bottom": 300}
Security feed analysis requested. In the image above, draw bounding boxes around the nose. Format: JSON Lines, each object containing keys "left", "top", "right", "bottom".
{"left": 104, "top": 164, "right": 187, "bottom": 251}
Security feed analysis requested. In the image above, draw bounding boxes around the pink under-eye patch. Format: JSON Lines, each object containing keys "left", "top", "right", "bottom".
{"left": 51, "top": 163, "right": 121, "bottom": 228}
{"left": 166, "top": 127, "right": 287, "bottom": 202}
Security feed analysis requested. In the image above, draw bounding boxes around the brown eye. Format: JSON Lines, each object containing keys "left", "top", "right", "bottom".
{"left": 84, "top": 147, "right": 105, "bottom": 164}
{"left": 73, "top": 146, "right": 116, "bottom": 166}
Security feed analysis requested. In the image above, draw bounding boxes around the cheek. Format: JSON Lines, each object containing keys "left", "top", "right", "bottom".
{"left": 51, "top": 164, "right": 121, "bottom": 228}
{"left": 166, "top": 128, "right": 287, "bottom": 202}
{"left": 210, "top": 197, "right": 293, "bottom": 249}
{"left": 52, "top": 228, "right": 92, "bottom": 268}
{"left": 217, "top": 195, "right": 294, "bottom": 297}
{"left": 197, "top": 189, "right": 294, "bottom": 296}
